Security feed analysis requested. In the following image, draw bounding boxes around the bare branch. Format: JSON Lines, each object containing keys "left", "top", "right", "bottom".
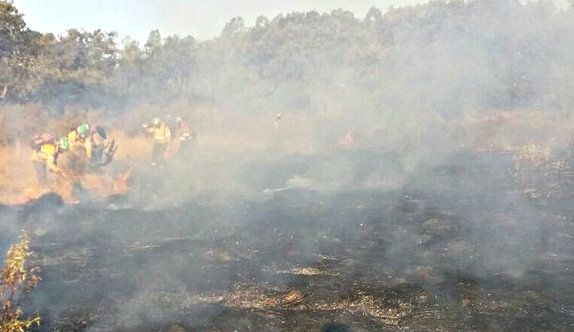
{"left": 0, "top": 84, "right": 7, "bottom": 100}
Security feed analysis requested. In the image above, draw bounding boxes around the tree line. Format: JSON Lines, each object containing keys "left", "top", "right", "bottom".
{"left": 1, "top": 0, "right": 574, "bottom": 117}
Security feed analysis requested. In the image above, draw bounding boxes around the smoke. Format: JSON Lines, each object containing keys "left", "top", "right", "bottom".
{"left": 3, "top": 0, "right": 574, "bottom": 330}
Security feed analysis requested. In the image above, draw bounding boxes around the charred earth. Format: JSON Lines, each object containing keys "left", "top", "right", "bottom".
{"left": 2, "top": 150, "right": 574, "bottom": 331}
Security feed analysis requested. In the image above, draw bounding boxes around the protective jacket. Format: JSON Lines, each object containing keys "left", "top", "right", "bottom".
{"left": 32, "top": 143, "right": 61, "bottom": 174}
{"left": 67, "top": 130, "right": 93, "bottom": 158}
{"left": 176, "top": 123, "right": 193, "bottom": 141}
{"left": 147, "top": 122, "right": 171, "bottom": 144}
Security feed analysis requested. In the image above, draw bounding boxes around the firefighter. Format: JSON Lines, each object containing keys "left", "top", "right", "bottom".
{"left": 273, "top": 113, "right": 282, "bottom": 131}
{"left": 67, "top": 123, "right": 93, "bottom": 159}
{"left": 89, "top": 126, "right": 117, "bottom": 168}
{"left": 171, "top": 116, "right": 195, "bottom": 159}
{"left": 143, "top": 117, "right": 171, "bottom": 166}
{"left": 31, "top": 136, "right": 69, "bottom": 185}
{"left": 271, "top": 113, "right": 284, "bottom": 149}
{"left": 339, "top": 130, "right": 354, "bottom": 147}
{"left": 65, "top": 122, "right": 93, "bottom": 174}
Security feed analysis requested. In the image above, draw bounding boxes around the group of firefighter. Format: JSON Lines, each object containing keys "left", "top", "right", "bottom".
{"left": 30, "top": 116, "right": 195, "bottom": 186}
{"left": 142, "top": 115, "right": 195, "bottom": 166}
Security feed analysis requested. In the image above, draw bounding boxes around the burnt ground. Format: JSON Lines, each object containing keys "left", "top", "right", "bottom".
{"left": 2, "top": 150, "right": 574, "bottom": 331}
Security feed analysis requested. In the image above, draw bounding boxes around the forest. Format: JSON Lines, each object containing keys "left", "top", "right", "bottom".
{"left": 1, "top": 0, "right": 573, "bottom": 117}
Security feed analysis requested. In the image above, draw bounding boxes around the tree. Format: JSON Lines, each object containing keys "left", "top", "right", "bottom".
{"left": 0, "top": 0, "right": 27, "bottom": 57}
{"left": 222, "top": 17, "right": 245, "bottom": 37}
{"left": 0, "top": 0, "right": 46, "bottom": 102}
{"left": 145, "top": 29, "right": 161, "bottom": 55}
{"left": 255, "top": 15, "right": 270, "bottom": 29}
{"left": 364, "top": 7, "right": 382, "bottom": 27}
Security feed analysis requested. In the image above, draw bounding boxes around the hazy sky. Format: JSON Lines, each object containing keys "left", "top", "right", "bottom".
{"left": 12, "top": 0, "right": 571, "bottom": 43}
{"left": 13, "top": 0, "right": 430, "bottom": 42}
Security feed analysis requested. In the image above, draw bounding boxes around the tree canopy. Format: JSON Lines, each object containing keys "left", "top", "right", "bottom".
{"left": 0, "top": 0, "right": 573, "bottom": 116}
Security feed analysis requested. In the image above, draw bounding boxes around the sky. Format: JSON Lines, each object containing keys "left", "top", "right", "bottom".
{"left": 12, "top": 0, "right": 572, "bottom": 43}
{"left": 13, "top": 0, "right": 430, "bottom": 42}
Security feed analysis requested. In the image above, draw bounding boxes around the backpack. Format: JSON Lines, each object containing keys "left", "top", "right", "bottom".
{"left": 95, "top": 126, "right": 107, "bottom": 140}
{"left": 30, "top": 133, "right": 55, "bottom": 150}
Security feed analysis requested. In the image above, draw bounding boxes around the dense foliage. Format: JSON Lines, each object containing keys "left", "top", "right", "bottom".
{"left": 0, "top": 0, "right": 573, "bottom": 116}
